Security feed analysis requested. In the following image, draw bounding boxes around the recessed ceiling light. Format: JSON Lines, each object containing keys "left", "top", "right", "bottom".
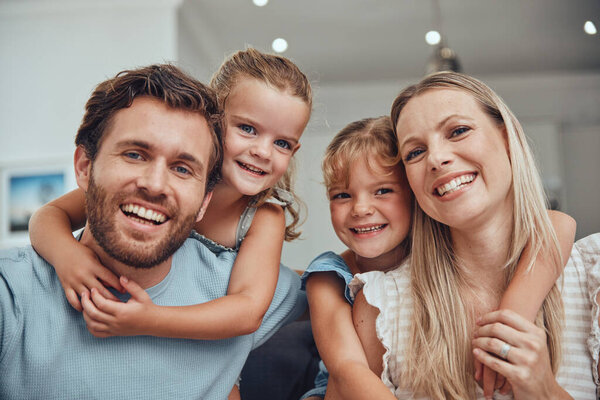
{"left": 425, "top": 30, "right": 441, "bottom": 45}
{"left": 272, "top": 38, "right": 288, "bottom": 53}
{"left": 253, "top": 0, "right": 268, "bottom": 6}
{"left": 584, "top": 20, "right": 597, "bottom": 35}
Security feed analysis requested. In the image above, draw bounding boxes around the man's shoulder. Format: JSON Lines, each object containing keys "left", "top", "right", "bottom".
{"left": 0, "top": 245, "right": 51, "bottom": 295}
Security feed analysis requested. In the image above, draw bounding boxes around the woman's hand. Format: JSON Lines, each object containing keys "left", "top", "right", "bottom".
{"left": 54, "top": 242, "right": 123, "bottom": 311}
{"left": 472, "top": 309, "right": 572, "bottom": 400}
{"left": 81, "top": 276, "right": 154, "bottom": 338}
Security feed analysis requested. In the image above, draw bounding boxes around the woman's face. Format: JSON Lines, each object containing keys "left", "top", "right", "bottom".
{"left": 395, "top": 88, "right": 513, "bottom": 230}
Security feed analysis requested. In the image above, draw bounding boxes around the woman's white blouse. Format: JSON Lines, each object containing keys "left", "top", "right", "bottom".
{"left": 350, "top": 233, "right": 600, "bottom": 399}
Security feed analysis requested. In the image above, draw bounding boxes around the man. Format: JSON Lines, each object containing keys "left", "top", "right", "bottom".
{"left": 0, "top": 65, "right": 304, "bottom": 399}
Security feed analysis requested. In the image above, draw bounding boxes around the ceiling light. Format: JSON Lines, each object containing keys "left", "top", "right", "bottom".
{"left": 272, "top": 38, "right": 288, "bottom": 53}
{"left": 253, "top": 0, "right": 268, "bottom": 6}
{"left": 584, "top": 21, "right": 597, "bottom": 35}
{"left": 425, "top": 30, "right": 441, "bottom": 45}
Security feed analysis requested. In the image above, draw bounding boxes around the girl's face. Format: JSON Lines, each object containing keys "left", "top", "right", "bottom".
{"left": 395, "top": 88, "right": 513, "bottom": 230}
{"left": 328, "top": 157, "right": 412, "bottom": 265}
{"left": 221, "top": 78, "right": 309, "bottom": 196}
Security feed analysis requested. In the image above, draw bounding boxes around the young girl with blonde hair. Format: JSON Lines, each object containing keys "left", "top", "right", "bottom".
{"left": 353, "top": 72, "right": 598, "bottom": 399}
{"left": 302, "top": 114, "right": 574, "bottom": 399}
{"left": 28, "top": 48, "right": 311, "bottom": 398}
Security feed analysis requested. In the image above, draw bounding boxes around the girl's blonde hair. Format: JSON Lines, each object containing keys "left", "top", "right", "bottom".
{"left": 323, "top": 116, "right": 402, "bottom": 190}
{"left": 210, "top": 48, "right": 312, "bottom": 241}
{"left": 390, "top": 72, "right": 564, "bottom": 399}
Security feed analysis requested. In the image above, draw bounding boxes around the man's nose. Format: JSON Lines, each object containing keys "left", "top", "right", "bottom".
{"left": 137, "top": 161, "right": 169, "bottom": 196}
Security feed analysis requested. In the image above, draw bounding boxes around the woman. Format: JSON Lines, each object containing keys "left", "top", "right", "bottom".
{"left": 351, "top": 72, "right": 600, "bottom": 399}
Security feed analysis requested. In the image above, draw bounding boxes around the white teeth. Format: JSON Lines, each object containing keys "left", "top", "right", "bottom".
{"left": 351, "top": 224, "right": 386, "bottom": 234}
{"left": 239, "top": 162, "right": 265, "bottom": 174}
{"left": 436, "top": 174, "right": 476, "bottom": 196}
{"left": 121, "top": 204, "right": 167, "bottom": 224}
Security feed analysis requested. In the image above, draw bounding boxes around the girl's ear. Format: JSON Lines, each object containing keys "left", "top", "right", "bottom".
{"left": 74, "top": 146, "right": 92, "bottom": 191}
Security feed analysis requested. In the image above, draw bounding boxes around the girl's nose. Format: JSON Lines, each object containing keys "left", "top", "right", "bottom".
{"left": 250, "top": 139, "right": 272, "bottom": 159}
{"left": 351, "top": 198, "right": 374, "bottom": 217}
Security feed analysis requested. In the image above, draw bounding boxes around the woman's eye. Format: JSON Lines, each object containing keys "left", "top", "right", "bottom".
{"left": 274, "top": 139, "right": 291, "bottom": 150}
{"left": 331, "top": 192, "right": 350, "bottom": 200}
{"left": 451, "top": 126, "right": 470, "bottom": 137}
{"left": 405, "top": 149, "right": 424, "bottom": 161}
{"left": 239, "top": 124, "right": 255, "bottom": 135}
{"left": 375, "top": 188, "right": 393, "bottom": 195}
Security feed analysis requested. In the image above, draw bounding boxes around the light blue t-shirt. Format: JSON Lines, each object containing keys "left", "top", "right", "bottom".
{"left": 0, "top": 235, "right": 305, "bottom": 400}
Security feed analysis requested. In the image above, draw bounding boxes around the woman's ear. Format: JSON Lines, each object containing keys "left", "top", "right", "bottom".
{"left": 74, "top": 146, "right": 92, "bottom": 191}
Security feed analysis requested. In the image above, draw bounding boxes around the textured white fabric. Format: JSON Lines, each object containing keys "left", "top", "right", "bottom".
{"left": 350, "top": 233, "right": 600, "bottom": 399}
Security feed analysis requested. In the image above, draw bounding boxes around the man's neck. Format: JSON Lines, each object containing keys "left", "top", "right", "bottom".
{"left": 79, "top": 228, "right": 173, "bottom": 289}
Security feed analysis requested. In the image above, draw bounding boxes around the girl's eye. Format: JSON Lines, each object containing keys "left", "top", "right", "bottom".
{"left": 375, "top": 188, "right": 393, "bottom": 195}
{"left": 124, "top": 151, "right": 143, "bottom": 160}
{"left": 331, "top": 192, "right": 350, "bottom": 200}
{"left": 405, "top": 149, "right": 424, "bottom": 162}
{"left": 451, "top": 126, "right": 470, "bottom": 137}
{"left": 240, "top": 124, "right": 255, "bottom": 135}
{"left": 274, "top": 139, "right": 291, "bottom": 150}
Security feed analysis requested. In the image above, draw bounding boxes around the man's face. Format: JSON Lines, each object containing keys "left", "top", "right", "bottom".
{"left": 77, "top": 96, "right": 213, "bottom": 268}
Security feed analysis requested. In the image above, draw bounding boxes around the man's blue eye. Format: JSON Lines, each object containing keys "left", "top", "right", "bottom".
{"left": 240, "top": 124, "right": 255, "bottom": 134}
{"left": 405, "top": 149, "right": 424, "bottom": 161}
{"left": 174, "top": 166, "right": 190, "bottom": 175}
{"left": 274, "top": 139, "right": 291, "bottom": 150}
{"left": 125, "top": 152, "right": 142, "bottom": 160}
{"left": 376, "top": 188, "right": 393, "bottom": 195}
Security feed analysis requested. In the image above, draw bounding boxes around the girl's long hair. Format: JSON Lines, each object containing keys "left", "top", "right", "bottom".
{"left": 390, "top": 72, "right": 564, "bottom": 399}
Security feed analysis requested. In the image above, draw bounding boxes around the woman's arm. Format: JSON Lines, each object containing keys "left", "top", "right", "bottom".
{"left": 82, "top": 203, "right": 284, "bottom": 339}
{"left": 478, "top": 210, "right": 576, "bottom": 396}
{"left": 28, "top": 188, "right": 121, "bottom": 311}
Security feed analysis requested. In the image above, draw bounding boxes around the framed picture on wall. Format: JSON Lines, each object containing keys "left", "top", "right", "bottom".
{"left": 0, "top": 162, "right": 76, "bottom": 248}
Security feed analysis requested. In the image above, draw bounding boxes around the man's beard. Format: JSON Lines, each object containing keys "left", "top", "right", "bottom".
{"left": 86, "top": 173, "right": 199, "bottom": 269}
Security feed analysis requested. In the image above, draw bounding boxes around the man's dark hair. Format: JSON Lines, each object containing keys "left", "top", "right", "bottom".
{"left": 75, "top": 64, "right": 223, "bottom": 191}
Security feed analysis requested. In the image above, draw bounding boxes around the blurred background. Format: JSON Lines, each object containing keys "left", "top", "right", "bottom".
{"left": 1, "top": 0, "right": 599, "bottom": 269}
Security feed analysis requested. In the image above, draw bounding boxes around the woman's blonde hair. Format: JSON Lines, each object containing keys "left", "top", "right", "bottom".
{"left": 210, "top": 48, "right": 312, "bottom": 241}
{"left": 390, "top": 72, "right": 564, "bottom": 399}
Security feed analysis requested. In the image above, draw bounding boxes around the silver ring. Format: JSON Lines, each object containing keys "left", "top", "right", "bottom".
{"left": 499, "top": 342, "right": 511, "bottom": 359}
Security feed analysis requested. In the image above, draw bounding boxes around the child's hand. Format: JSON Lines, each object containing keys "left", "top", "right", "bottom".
{"left": 54, "top": 243, "right": 123, "bottom": 311}
{"left": 475, "top": 346, "right": 513, "bottom": 398}
{"left": 80, "top": 276, "right": 154, "bottom": 338}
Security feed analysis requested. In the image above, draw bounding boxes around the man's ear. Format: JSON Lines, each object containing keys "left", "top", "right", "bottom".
{"left": 74, "top": 146, "right": 92, "bottom": 191}
{"left": 195, "top": 191, "right": 213, "bottom": 223}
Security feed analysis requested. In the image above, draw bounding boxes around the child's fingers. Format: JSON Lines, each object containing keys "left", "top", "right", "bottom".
{"left": 64, "top": 288, "right": 83, "bottom": 312}
{"left": 81, "top": 290, "right": 112, "bottom": 323}
{"left": 89, "top": 288, "right": 120, "bottom": 315}
{"left": 474, "top": 357, "right": 483, "bottom": 381}
{"left": 499, "top": 378, "right": 512, "bottom": 395}
{"left": 120, "top": 276, "right": 150, "bottom": 302}
{"left": 96, "top": 268, "right": 124, "bottom": 293}
{"left": 482, "top": 365, "right": 496, "bottom": 399}
{"left": 495, "top": 373, "right": 506, "bottom": 390}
